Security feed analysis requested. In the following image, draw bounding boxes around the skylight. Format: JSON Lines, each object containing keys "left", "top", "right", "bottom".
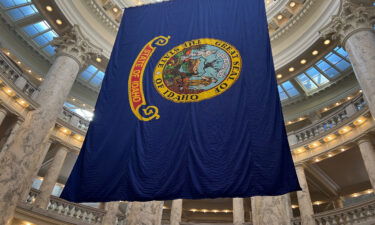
{"left": 295, "top": 47, "right": 351, "bottom": 93}
{"left": 5, "top": 4, "right": 37, "bottom": 20}
{"left": 278, "top": 81, "right": 300, "bottom": 101}
{"left": 21, "top": 21, "right": 59, "bottom": 56}
{"left": 79, "top": 65, "right": 106, "bottom": 88}
{"left": 0, "top": 0, "right": 31, "bottom": 8}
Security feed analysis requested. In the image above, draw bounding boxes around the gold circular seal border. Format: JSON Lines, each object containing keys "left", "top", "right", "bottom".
{"left": 153, "top": 38, "right": 242, "bottom": 103}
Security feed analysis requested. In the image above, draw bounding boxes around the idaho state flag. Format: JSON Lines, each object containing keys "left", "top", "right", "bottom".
{"left": 61, "top": 0, "right": 301, "bottom": 202}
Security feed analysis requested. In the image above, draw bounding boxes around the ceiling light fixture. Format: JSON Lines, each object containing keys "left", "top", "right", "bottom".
{"left": 46, "top": 5, "right": 53, "bottom": 12}
{"left": 324, "top": 39, "right": 331, "bottom": 45}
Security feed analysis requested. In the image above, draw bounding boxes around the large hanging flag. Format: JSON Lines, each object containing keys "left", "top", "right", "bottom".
{"left": 61, "top": 0, "right": 301, "bottom": 202}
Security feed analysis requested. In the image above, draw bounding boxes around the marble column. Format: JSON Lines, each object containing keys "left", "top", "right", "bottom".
{"left": 321, "top": 0, "right": 375, "bottom": 117}
{"left": 170, "top": 199, "right": 183, "bottom": 225}
{"left": 34, "top": 145, "right": 68, "bottom": 209}
{"left": 358, "top": 136, "right": 375, "bottom": 190}
{"left": 0, "top": 107, "right": 8, "bottom": 126}
{"left": 125, "top": 201, "right": 164, "bottom": 225}
{"left": 0, "top": 25, "right": 101, "bottom": 225}
{"left": 102, "top": 202, "right": 121, "bottom": 225}
{"left": 295, "top": 165, "right": 316, "bottom": 225}
{"left": 0, "top": 119, "right": 22, "bottom": 152}
{"left": 251, "top": 195, "right": 291, "bottom": 225}
{"left": 20, "top": 140, "right": 53, "bottom": 202}
{"left": 233, "top": 198, "right": 245, "bottom": 225}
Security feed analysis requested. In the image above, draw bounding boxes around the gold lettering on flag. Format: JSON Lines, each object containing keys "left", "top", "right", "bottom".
{"left": 128, "top": 36, "right": 170, "bottom": 121}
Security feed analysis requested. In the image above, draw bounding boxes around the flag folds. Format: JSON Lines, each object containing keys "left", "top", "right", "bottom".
{"left": 61, "top": 0, "right": 301, "bottom": 202}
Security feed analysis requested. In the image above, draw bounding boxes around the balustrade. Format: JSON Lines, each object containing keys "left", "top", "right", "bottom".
{"left": 0, "top": 53, "right": 40, "bottom": 99}
{"left": 25, "top": 188, "right": 105, "bottom": 224}
{"left": 314, "top": 198, "right": 375, "bottom": 225}
{"left": 60, "top": 107, "right": 90, "bottom": 132}
{"left": 290, "top": 96, "right": 367, "bottom": 145}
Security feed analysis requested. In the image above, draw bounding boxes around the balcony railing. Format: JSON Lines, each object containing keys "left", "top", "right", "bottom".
{"left": 25, "top": 188, "right": 105, "bottom": 224}
{"left": 314, "top": 198, "right": 375, "bottom": 225}
{"left": 288, "top": 95, "right": 367, "bottom": 146}
{"left": 0, "top": 53, "right": 40, "bottom": 100}
{"left": 59, "top": 107, "right": 90, "bottom": 132}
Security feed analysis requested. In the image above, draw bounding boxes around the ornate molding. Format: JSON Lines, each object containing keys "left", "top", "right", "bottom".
{"left": 270, "top": 0, "right": 315, "bottom": 41}
{"left": 320, "top": 0, "right": 375, "bottom": 46}
{"left": 52, "top": 25, "right": 102, "bottom": 68}
{"left": 84, "top": 0, "right": 119, "bottom": 34}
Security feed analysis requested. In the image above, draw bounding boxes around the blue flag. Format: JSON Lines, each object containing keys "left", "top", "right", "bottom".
{"left": 61, "top": 0, "right": 301, "bottom": 202}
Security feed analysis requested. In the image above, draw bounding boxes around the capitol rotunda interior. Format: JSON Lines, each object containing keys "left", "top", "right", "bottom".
{"left": 0, "top": 0, "right": 374, "bottom": 225}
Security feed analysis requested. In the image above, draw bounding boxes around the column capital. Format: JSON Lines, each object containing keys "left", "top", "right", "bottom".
{"left": 320, "top": 0, "right": 375, "bottom": 46}
{"left": 52, "top": 25, "right": 102, "bottom": 69}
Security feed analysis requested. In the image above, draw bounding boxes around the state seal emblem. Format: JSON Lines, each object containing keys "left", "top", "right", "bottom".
{"left": 154, "top": 38, "right": 242, "bottom": 103}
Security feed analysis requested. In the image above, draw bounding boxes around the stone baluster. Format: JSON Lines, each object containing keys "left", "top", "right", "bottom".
{"left": 0, "top": 25, "right": 101, "bottom": 225}
{"left": 125, "top": 201, "right": 164, "bottom": 225}
{"left": 101, "top": 201, "right": 121, "bottom": 225}
{"left": 0, "top": 107, "right": 8, "bottom": 128}
{"left": 20, "top": 140, "right": 53, "bottom": 202}
{"left": 233, "top": 198, "right": 245, "bottom": 225}
{"left": 34, "top": 145, "right": 68, "bottom": 209}
{"left": 295, "top": 164, "right": 316, "bottom": 225}
{"left": 251, "top": 195, "right": 291, "bottom": 225}
{"left": 357, "top": 136, "right": 375, "bottom": 190}
{"left": 170, "top": 199, "right": 183, "bottom": 225}
{"left": 321, "top": 0, "right": 375, "bottom": 117}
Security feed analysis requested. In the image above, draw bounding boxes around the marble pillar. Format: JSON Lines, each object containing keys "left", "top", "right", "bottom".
{"left": 125, "top": 201, "right": 164, "bottom": 225}
{"left": 101, "top": 202, "right": 121, "bottom": 225}
{"left": 295, "top": 165, "right": 316, "bottom": 225}
{"left": 0, "top": 107, "right": 8, "bottom": 126}
{"left": 34, "top": 145, "right": 68, "bottom": 209}
{"left": 170, "top": 199, "right": 183, "bottom": 225}
{"left": 0, "top": 25, "right": 101, "bottom": 225}
{"left": 358, "top": 136, "right": 375, "bottom": 190}
{"left": 251, "top": 195, "right": 291, "bottom": 225}
{"left": 233, "top": 198, "right": 245, "bottom": 225}
{"left": 0, "top": 119, "right": 22, "bottom": 152}
{"left": 321, "top": 0, "right": 375, "bottom": 117}
{"left": 20, "top": 140, "right": 53, "bottom": 202}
